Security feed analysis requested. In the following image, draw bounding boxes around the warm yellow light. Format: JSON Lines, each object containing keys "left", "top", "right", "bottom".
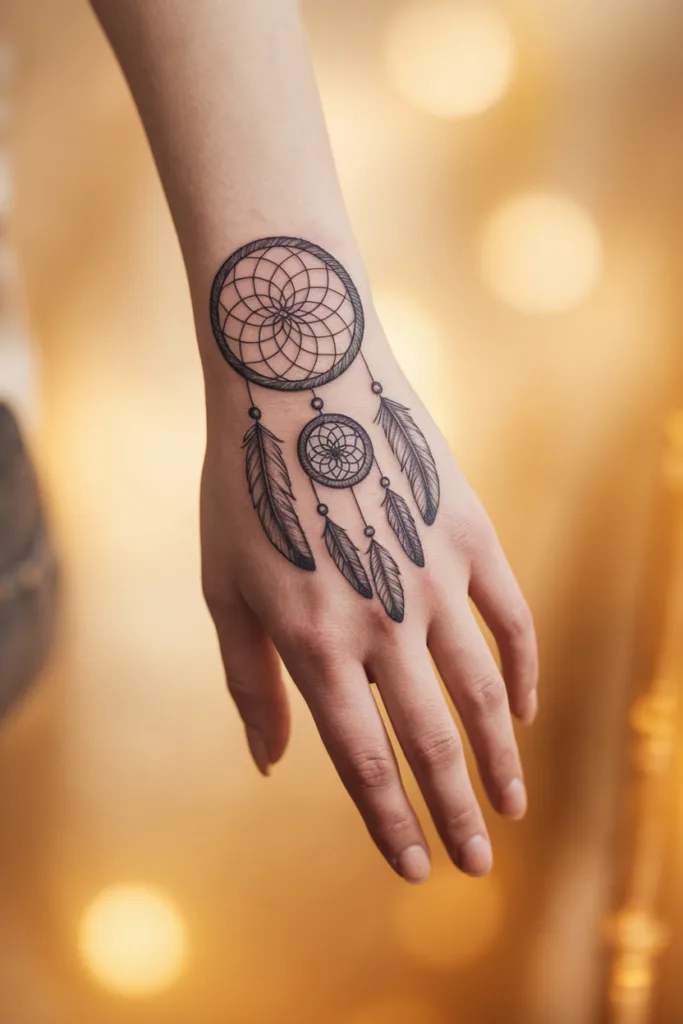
{"left": 374, "top": 290, "right": 442, "bottom": 372}
{"left": 78, "top": 884, "right": 187, "bottom": 997}
{"left": 480, "top": 193, "right": 603, "bottom": 313}
{"left": 665, "top": 410, "right": 683, "bottom": 451}
{"left": 346, "top": 995, "right": 444, "bottom": 1024}
{"left": 373, "top": 290, "right": 452, "bottom": 432}
{"left": 394, "top": 870, "right": 503, "bottom": 969}
{"left": 384, "top": 2, "right": 516, "bottom": 119}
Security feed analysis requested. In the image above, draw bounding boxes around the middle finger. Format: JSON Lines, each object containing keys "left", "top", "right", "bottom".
{"left": 369, "top": 645, "right": 493, "bottom": 877}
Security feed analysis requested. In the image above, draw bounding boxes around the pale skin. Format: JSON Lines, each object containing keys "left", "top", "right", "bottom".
{"left": 90, "top": 0, "right": 538, "bottom": 884}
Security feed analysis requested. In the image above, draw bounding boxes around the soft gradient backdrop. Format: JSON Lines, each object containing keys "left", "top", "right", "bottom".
{"left": 1, "top": 0, "right": 683, "bottom": 1021}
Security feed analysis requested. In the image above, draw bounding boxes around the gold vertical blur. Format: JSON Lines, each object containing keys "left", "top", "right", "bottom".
{"left": 605, "top": 414, "right": 683, "bottom": 1024}
{"left": 1, "top": 0, "right": 683, "bottom": 1022}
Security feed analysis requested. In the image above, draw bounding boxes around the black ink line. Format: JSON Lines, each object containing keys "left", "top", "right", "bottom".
{"left": 309, "top": 478, "right": 322, "bottom": 505}
{"left": 350, "top": 486, "right": 368, "bottom": 528}
{"left": 359, "top": 351, "right": 375, "bottom": 382}
{"left": 373, "top": 455, "right": 386, "bottom": 479}
{"left": 309, "top": 387, "right": 324, "bottom": 410}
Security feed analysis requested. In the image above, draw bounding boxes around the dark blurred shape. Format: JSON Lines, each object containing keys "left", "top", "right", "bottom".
{"left": 0, "top": 401, "right": 57, "bottom": 715}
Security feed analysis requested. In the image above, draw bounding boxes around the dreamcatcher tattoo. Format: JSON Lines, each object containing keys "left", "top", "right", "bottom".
{"left": 209, "top": 237, "right": 441, "bottom": 623}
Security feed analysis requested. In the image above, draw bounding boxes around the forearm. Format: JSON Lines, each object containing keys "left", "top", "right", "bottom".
{"left": 90, "top": 0, "right": 369, "bottom": 380}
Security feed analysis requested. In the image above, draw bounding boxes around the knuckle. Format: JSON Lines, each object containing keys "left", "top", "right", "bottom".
{"left": 366, "top": 605, "right": 399, "bottom": 641}
{"left": 467, "top": 672, "right": 506, "bottom": 716}
{"left": 412, "top": 727, "right": 461, "bottom": 774}
{"left": 450, "top": 513, "right": 480, "bottom": 557}
{"left": 505, "top": 599, "right": 534, "bottom": 642}
{"left": 445, "top": 801, "right": 480, "bottom": 838}
{"left": 225, "top": 672, "right": 252, "bottom": 704}
{"left": 284, "top": 620, "right": 335, "bottom": 669}
{"left": 382, "top": 813, "right": 418, "bottom": 847}
{"left": 226, "top": 674, "right": 260, "bottom": 725}
{"left": 348, "top": 750, "right": 396, "bottom": 791}
{"left": 452, "top": 513, "right": 514, "bottom": 575}
{"left": 450, "top": 497, "right": 492, "bottom": 556}
{"left": 491, "top": 747, "right": 519, "bottom": 784}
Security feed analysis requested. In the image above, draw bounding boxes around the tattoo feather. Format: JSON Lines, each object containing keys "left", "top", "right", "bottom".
{"left": 243, "top": 421, "right": 315, "bottom": 571}
{"left": 323, "top": 517, "right": 373, "bottom": 598}
{"left": 383, "top": 487, "right": 425, "bottom": 567}
{"left": 368, "top": 539, "right": 405, "bottom": 623}
{"left": 376, "top": 397, "right": 440, "bottom": 525}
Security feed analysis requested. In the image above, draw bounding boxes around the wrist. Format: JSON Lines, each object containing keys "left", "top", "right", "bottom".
{"left": 192, "top": 232, "right": 383, "bottom": 422}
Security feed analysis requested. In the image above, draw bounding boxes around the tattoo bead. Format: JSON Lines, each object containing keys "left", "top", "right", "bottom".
{"left": 311, "top": 397, "right": 324, "bottom": 411}
{"left": 380, "top": 476, "right": 391, "bottom": 488}
{"left": 371, "top": 381, "right": 383, "bottom": 395}
{"left": 248, "top": 406, "right": 262, "bottom": 420}
{"left": 316, "top": 503, "right": 329, "bottom": 516}
{"left": 363, "top": 525, "right": 376, "bottom": 538}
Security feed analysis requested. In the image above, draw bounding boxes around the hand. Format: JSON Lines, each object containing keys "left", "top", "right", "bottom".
{"left": 199, "top": 312, "right": 538, "bottom": 885}
{"left": 91, "top": 0, "right": 537, "bottom": 883}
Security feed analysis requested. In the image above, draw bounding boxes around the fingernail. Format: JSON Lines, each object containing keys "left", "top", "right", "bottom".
{"left": 246, "top": 726, "right": 271, "bottom": 777}
{"left": 522, "top": 689, "right": 538, "bottom": 724}
{"left": 459, "top": 834, "right": 493, "bottom": 876}
{"left": 396, "top": 845, "right": 431, "bottom": 884}
{"left": 501, "top": 778, "right": 527, "bottom": 819}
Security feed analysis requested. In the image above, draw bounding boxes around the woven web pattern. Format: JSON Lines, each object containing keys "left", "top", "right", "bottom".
{"left": 216, "top": 244, "right": 356, "bottom": 384}
{"left": 304, "top": 419, "right": 367, "bottom": 484}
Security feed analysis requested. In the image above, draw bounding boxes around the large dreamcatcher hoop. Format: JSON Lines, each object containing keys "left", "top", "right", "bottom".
{"left": 209, "top": 237, "right": 364, "bottom": 391}
{"left": 209, "top": 236, "right": 441, "bottom": 624}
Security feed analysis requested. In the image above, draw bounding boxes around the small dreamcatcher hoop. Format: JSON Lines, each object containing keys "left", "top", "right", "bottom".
{"left": 297, "top": 413, "right": 373, "bottom": 489}
{"left": 209, "top": 237, "right": 364, "bottom": 391}
{"left": 209, "top": 235, "right": 441, "bottom": 624}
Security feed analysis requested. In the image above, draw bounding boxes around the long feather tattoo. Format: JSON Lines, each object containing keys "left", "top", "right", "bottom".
{"left": 243, "top": 420, "right": 315, "bottom": 571}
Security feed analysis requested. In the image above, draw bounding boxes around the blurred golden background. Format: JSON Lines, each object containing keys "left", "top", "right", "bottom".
{"left": 1, "top": 0, "right": 683, "bottom": 1021}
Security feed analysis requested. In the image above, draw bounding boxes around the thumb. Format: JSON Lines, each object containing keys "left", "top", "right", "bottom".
{"left": 210, "top": 589, "right": 290, "bottom": 775}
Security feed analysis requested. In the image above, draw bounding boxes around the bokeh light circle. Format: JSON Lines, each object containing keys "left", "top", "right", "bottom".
{"left": 384, "top": 2, "right": 516, "bottom": 119}
{"left": 480, "top": 193, "right": 603, "bottom": 313}
{"left": 394, "top": 870, "right": 503, "bottom": 970}
{"left": 78, "top": 884, "right": 187, "bottom": 997}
